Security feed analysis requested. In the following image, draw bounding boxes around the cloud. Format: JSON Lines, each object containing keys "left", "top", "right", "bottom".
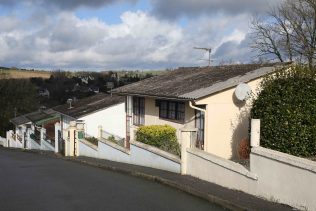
{"left": 0, "top": 0, "right": 136, "bottom": 11}
{"left": 151, "top": 0, "right": 283, "bottom": 19}
{"left": 0, "top": 6, "right": 259, "bottom": 70}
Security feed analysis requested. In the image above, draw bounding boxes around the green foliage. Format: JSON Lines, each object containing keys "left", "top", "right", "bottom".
{"left": 85, "top": 137, "right": 98, "bottom": 146}
{"left": 136, "top": 125, "right": 180, "bottom": 156}
{"left": 107, "top": 135, "right": 116, "bottom": 143}
{"left": 251, "top": 65, "right": 316, "bottom": 157}
{"left": 0, "top": 79, "right": 38, "bottom": 137}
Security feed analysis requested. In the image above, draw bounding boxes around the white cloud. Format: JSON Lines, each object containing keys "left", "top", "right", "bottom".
{"left": 0, "top": 8, "right": 258, "bottom": 70}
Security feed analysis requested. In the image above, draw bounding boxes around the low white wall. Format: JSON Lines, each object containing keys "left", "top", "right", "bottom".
{"left": 97, "top": 139, "right": 130, "bottom": 163}
{"left": 76, "top": 139, "right": 180, "bottom": 173}
{"left": 41, "top": 140, "right": 55, "bottom": 151}
{"left": 78, "top": 140, "right": 98, "bottom": 158}
{"left": 185, "top": 146, "right": 316, "bottom": 211}
{"left": 130, "top": 141, "right": 181, "bottom": 173}
{"left": 186, "top": 148, "right": 257, "bottom": 192}
{"left": 28, "top": 139, "right": 41, "bottom": 150}
{"left": 251, "top": 147, "right": 316, "bottom": 211}
{"left": 0, "top": 137, "right": 5, "bottom": 146}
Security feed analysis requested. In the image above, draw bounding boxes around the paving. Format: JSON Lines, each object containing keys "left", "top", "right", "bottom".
{"left": 1, "top": 147, "right": 295, "bottom": 211}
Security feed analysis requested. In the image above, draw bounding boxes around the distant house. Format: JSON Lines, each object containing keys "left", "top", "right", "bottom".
{"left": 9, "top": 109, "right": 60, "bottom": 150}
{"left": 113, "top": 63, "right": 290, "bottom": 159}
{"left": 53, "top": 93, "right": 126, "bottom": 139}
{"left": 38, "top": 88, "right": 50, "bottom": 98}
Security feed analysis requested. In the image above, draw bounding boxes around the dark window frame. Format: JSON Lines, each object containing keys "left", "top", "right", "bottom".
{"left": 158, "top": 100, "right": 185, "bottom": 122}
{"left": 133, "top": 97, "right": 145, "bottom": 126}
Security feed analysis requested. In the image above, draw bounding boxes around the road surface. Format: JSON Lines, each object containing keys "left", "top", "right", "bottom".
{"left": 0, "top": 148, "right": 224, "bottom": 211}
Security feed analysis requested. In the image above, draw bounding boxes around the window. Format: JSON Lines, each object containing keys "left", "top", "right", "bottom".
{"left": 195, "top": 108, "right": 205, "bottom": 150}
{"left": 133, "top": 97, "right": 145, "bottom": 125}
{"left": 158, "top": 100, "right": 185, "bottom": 122}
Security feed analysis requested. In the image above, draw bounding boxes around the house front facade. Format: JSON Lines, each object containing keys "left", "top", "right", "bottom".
{"left": 53, "top": 93, "right": 126, "bottom": 155}
{"left": 114, "top": 63, "right": 290, "bottom": 159}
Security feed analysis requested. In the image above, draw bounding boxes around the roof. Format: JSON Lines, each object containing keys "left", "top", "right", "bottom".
{"left": 10, "top": 109, "right": 58, "bottom": 126}
{"left": 53, "top": 93, "right": 125, "bottom": 119}
{"left": 113, "top": 63, "right": 290, "bottom": 100}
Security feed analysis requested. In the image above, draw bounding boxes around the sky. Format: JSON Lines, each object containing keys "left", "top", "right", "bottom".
{"left": 0, "top": 0, "right": 282, "bottom": 70}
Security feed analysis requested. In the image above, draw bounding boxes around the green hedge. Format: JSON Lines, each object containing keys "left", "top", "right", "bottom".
{"left": 251, "top": 65, "right": 316, "bottom": 157}
{"left": 135, "top": 125, "right": 180, "bottom": 156}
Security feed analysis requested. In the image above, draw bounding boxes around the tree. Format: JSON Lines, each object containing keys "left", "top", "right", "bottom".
{"left": 0, "top": 79, "right": 39, "bottom": 136}
{"left": 251, "top": 0, "right": 316, "bottom": 69}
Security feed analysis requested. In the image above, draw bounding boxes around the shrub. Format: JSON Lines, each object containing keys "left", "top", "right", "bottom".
{"left": 251, "top": 65, "right": 316, "bottom": 157}
{"left": 135, "top": 125, "right": 180, "bottom": 156}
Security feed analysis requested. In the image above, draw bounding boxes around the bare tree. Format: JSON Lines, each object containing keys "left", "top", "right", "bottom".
{"left": 251, "top": 0, "right": 316, "bottom": 69}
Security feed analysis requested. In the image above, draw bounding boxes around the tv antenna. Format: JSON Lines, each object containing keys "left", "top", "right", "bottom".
{"left": 194, "top": 47, "right": 212, "bottom": 66}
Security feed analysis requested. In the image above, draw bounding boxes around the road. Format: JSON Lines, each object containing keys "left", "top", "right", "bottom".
{"left": 0, "top": 148, "right": 224, "bottom": 211}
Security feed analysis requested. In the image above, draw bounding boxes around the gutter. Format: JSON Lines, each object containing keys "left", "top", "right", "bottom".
{"left": 189, "top": 101, "right": 206, "bottom": 113}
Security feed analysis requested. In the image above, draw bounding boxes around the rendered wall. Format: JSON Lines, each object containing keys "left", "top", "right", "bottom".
{"left": 185, "top": 146, "right": 316, "bottom": 211}
{"left": 97, "top": 140, "right": 130, "bottom": 163}
{"left": 78, "top": 140, "right": 98, "bottom": 158}
{"left": 79, "top": 103, "right": 126, "bottom": 138}
{"left": 130, "top": 141, "right": 181, "bottom": 173}
{"left": 195, "top": 78, "right": 262, "bottom": 159}
{"left": 250, "top": 147, "right": 316, "bottom": 211}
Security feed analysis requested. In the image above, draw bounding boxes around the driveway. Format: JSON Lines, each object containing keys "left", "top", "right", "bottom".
{"left": 0, "top": 148, "right": 223, "bottom": 211}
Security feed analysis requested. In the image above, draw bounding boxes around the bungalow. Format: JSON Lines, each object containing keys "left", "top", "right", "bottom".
{"left": 8, "top": 108, "right": 59, "bottom": 150}
{"left": 53, "top": 93, "right": 126, "bottom": 150}
{"left": 113, "top": 63, "right": 290, "bottom": 159}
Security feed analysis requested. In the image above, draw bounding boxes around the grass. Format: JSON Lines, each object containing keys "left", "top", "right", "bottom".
{"left": 0, "top": 69, "right": 51, "bottom": 79}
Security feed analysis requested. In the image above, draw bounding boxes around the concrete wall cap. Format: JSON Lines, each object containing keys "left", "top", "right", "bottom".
{"left": 80, "top": 139, "right": 98, "bottom": 151}
{"left": 187, "top": 148, "right": 258, "bottom": 180}
{"left": 131, "top": 141, "right": 181, "bottom": 163}
{"left": 251, "top": 147, "right": 316, "bottom": 173}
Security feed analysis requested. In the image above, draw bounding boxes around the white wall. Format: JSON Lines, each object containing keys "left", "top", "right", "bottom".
{"left": 41, "top": 139, "right": 54, "bottom": 151}
{"left": 78, "top": 140, "right": 98, "bottom": 158}
{"left": 79, "top": 103, "right": 126, "bottom": 138}
{"left": 250, "top": 147, "right": 316, "bottom": 211}
{"left": 0, "top": 137, "right": 5, "bottom": 146}
{"left": 185, "top": 146, "right": 316, "bottom": 211}
{"left": 130, "top": 141, "right": 181, "bottom": 173}
{"left": 77, "top": 138, "right": 180, "bottom": 173}
{"left": 97, "top": 140, "right": 130, "bottom": 163}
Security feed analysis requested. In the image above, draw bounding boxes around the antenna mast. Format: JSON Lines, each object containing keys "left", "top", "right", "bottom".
{"left": 194, "top": 47, "right": 212, "bottom": 66}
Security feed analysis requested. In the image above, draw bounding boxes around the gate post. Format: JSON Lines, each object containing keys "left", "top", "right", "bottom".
{"left": 180, "top": 126, "right": 197, "bottom": 175}
{"left": 55, "top": 122, "right": 61, "bottom": 153}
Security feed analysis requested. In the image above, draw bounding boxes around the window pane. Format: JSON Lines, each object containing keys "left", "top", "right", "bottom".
{"left": 160, "top": 101, "right": 168, "bottom": 118}
{"left": 168, "top": 102, "right": 176, "bottom": 119}
{"left": 177, "top": 103, "right": 185, "bottom": 121}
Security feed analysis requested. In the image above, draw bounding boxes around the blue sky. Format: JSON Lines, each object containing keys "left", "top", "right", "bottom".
{"left": 0, "top": 0, "right": 281, "bottom": 70}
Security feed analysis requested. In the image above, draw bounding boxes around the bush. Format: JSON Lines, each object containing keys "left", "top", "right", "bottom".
{"left": 135, "top": 125, "right": 180, "bottom": 156}
{"left": 251, "top": 65, "right": 316, "bottom": 157}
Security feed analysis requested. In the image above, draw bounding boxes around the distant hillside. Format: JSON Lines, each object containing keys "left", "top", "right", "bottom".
{"left": 0, "top": 68, "right": 51, "bottom": 79}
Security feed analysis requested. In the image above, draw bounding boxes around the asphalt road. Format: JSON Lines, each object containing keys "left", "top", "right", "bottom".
{"left": 0, "top": 148, "right": 224, "bottom": 211}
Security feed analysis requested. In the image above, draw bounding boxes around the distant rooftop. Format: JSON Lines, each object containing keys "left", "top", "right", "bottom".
{"left": 53, "top": 93, "right": 125, "bottom": 119}
{"left": 113, "top": 63, "right": 291, "bottom": 100}
{"left": 10, "top": 109, "right": 58, "bottom": 126}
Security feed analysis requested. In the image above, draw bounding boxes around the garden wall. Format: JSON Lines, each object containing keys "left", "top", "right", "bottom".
{"left": 184, "top": 146, "right": 316, "bottom": 210}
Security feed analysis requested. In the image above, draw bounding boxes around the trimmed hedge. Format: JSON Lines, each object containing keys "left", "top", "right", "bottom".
{"left": 251, "top": 65, "right": 316, "bottom": 157}
{"left": 135, "top": 125, "right": 181, "bottom": 156}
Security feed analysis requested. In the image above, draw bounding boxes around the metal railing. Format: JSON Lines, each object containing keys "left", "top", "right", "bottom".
{"left": 101, "top": 130, "right": 125, "bottom": 148}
